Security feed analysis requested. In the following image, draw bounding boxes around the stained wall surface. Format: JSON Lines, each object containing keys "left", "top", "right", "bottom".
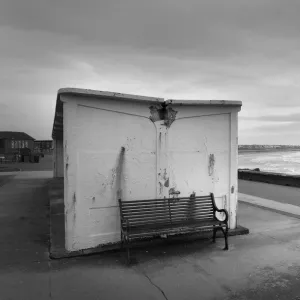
{"left": 59, "top": 93, "right": 241, "bottom": 251}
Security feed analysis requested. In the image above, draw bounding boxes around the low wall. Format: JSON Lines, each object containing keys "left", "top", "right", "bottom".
{"left": 238, "top": 170, "right": 300, "bottom": 188}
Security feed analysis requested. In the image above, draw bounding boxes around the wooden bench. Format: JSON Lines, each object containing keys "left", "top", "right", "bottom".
{"left": 118, "top": 193, "right": 229, "bottom": 263}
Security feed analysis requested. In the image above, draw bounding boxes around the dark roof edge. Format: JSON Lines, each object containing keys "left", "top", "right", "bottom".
{"left": 58, "top": 88, "right": 242, "bottom": 107}
{"left": 58, "top": 88, "right": 165, "bottom": 104}
{"left": 166, "top": 99, "right": 242, "bottom": 107}
{"left": 52, "top": 88, "right": 243, "bottom": 139}
{"left": 0, "top": 131, "right": 35, "bottom": 140}
{"left": 34, "top": 140, "right": 53, "bottom": 142}
{"left": 52, "top": 92, "right": 63, "bottom": 140}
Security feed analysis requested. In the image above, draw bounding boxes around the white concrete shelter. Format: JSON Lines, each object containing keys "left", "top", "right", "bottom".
{"left": 52, "top": 88, "right": 242, "bottom": 252}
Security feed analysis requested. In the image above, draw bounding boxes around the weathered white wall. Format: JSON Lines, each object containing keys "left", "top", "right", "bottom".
{"left": 168, "top": 114, "right": 230, "bottom": 201}
{"left": 62, "top": 95, "right": 240, "bottom": 251}
{"left": 229, "top": 112, "right": 239, "bottom": 229}
{"left": 53, "top": 139, "right": 64, "bottom": 178}
{"left": 62, "top": 96, "right": 157, "bottom": 250}
{"left": 157, "top": 105, "right": 239, "bottom": 229}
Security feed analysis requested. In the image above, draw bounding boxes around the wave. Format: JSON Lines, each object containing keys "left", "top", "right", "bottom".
{"left": 238, "top": 150, "right": 300, "bottom": 175}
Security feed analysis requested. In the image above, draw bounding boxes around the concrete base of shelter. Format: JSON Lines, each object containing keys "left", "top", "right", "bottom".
{"left": 48, "top": 178, "right": 249, "bottom": 259}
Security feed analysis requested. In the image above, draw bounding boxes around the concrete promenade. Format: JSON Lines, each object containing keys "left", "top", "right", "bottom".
{"left": 0, "top": 154, "right": 53, "bottom": 172}
{"left": 1, "top": 170, "right": 300, "bottom": 299}
{"left": 239, "top": 179, "right": 300, "bottom": 207}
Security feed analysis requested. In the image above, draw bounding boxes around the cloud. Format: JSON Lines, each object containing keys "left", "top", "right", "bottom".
{"left": 239, "top": 121, "right": 300, "bottom": 145}
{"left": 0, "top": 0, "right": 300, "bottom": 142}
{"left": 241, "top": 113, "right": 300, "bottom": 123}
{"left": 243, "top": 122, "right": 299, "bottom": 132}
{"left": 2, "top": 0, "right": 300, "bottom": 58}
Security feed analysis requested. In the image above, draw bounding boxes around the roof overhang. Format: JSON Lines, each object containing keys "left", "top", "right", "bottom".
{"left": 51, "top": 88, "right": 242, "bottom": 139}
{"left": 51, "top": 88, "right": 164, "bottom": 139}
{"left": 166, "top": 99, "right": 242, "bottom": 107}
{"left": 58, "top": 88, "right": 164, "bottom": 104}
{"left": 52, "top": 94, "right": 64, "bottom": 140}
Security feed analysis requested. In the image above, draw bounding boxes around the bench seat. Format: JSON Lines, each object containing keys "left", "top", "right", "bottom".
{"left": 127, "top": 219, "right": 225, "bottom": 234}
{"left": 119, "top": 193, "right": 229, "bottom": 264}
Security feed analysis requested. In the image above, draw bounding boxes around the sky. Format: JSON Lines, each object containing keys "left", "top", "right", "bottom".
{"left": 0, "top": 0, "right": 299, "bottom": 144}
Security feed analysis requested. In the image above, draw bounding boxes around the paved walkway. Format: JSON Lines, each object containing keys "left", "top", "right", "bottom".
{"left": 0, "top": 154, "right": 53, "bottom": 172}
{"left": 239, "top": 193, "right": 300, "bottom": 220}
{"left": 0, "top": 171, "right": 52, "bottom": 299}
{"left": 1, "top": 172, "right": 300, "bottom": 299}
{"left": 239, "top": 179, "right": 300, "bottom": 207}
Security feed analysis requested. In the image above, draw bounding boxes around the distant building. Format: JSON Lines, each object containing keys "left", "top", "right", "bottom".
{"left": 0, "top": 131, "right": 35, "bottom": 155}
{"left": 34, "top": 140, "right": 53, "bottom": 154}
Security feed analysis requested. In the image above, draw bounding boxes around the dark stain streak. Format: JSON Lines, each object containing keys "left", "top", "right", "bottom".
{"left": 164, "top": 178, "right": 169, "bottom": 187}
{"left": 208, "top": 154, "right": 215, "bottom": 176}
{"left": 116, "top": 146, "right": 125, "bottom": 199}
{"left": 71, "top": 193, "right": 76, "bottom": 221}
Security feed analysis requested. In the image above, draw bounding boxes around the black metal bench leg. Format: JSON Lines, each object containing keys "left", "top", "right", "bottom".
{"left": 221, "top": 226, "right": 229, "bottom": 250}
{"left": 125, "top": 236, "right": 131, "bottom": 265}
{"left": 212, "top": 226, "right": 217, "bottom": 243}
{"left": 120, "top": 232, "right": 124, "bottom": 250}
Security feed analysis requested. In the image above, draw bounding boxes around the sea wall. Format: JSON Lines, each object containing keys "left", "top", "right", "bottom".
{"left": 238, "top": 169, "right": 300, "bottom": 188}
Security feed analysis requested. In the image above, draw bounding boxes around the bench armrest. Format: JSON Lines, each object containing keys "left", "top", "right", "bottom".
{"left": 214, "top": 209, "right": 228, "bottom": 223}
{"left": 210, "top": 193, "right": 229, "bottom": 223}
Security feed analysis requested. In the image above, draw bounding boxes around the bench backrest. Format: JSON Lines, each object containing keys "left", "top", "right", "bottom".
{"left": 119, "top": 194, "right": 216, "bottom": 228}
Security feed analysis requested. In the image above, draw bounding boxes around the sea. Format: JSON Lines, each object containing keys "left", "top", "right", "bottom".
{"left": 238, "top": 150, "right": 300, "bottom": 175}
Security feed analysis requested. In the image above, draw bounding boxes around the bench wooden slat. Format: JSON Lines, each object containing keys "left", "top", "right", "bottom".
{"left": 118, "top": 193, "right": 229, "bottom": 263}
{"left": 122, "top": 211, "right": 214, "bottom": 220}
{"left": 124, "top": 215, "right": 214, "bottom": 226}
{"left": 127, "top": 219, "right": 220, "bottom": 232}
{"left": 121, "top": 201, "right": 213, "bottom": 210}
{"left": 122, "top": 204, "right": 214, "bottom": 215}
{"left": 123, "top": 209, "right": 214, "bottom": 219}
{"left": 122, "top": 196, "right": 212, "bottom": 204}
{"left": 123, "top": 212, "right": 214, "bottom": 222}
{"left": 124, "top": 213, "right": 214, "bottom": 223}
{"left": 126, "top": 221, "right": 217, "bottom": 231}
{"left": 121, "top": 199, "right": 212, "bottom": 207}
{"left": 121, "top": 199, "right": 213, "bottom": 206}
{"left": 121, "top": 196, "right": 212, "bottom": 203}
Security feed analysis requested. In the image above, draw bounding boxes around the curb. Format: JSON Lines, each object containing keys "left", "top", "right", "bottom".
{"left": 239, "top": 200, "right": 300, "bottom": 220}
{"left": 239, "top": 193, "right": 300, "bottom": 220}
